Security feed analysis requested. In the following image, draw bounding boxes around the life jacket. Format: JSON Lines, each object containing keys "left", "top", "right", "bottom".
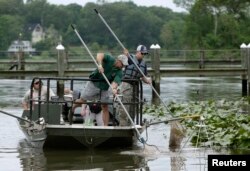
{"left": 123, "top": 55, "right": 147, "bottom": 79}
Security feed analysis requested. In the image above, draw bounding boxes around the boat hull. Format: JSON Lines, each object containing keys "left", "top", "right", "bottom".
{"left": 19, "top": 122, "right": 142, "bottom": 148}
{"left": 45, "top": 124, "right": 141, "bottom": 148}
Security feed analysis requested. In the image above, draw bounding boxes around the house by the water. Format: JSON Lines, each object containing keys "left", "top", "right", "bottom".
{"left": 7, "top": 40, "right": 36, "bottom": 54}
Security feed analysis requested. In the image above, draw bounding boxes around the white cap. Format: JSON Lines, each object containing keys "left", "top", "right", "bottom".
{"left": 117, "top": 54, "right": 128, "bottom": 66}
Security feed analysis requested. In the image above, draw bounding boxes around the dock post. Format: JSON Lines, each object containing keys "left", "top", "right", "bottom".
{"left": 242, "top": 74, "right": 247, "bottom": 96}
{"left": 150, "top": 44, "right": 161, "bottom": 105}
{"left": 65, "top": 50, "right": 69, "bottom": 70}
{"left": 244, "top": 43, "right": 250, "bottom": 96}
{"left": 199, "top": 50, "right": 205, "bottom": 69}
{"left": 17, "top": 35, "right": 25, "bottom": 79}
{"left": 18, "top": 51, "right": 25, "bottom": 71}
{"left": 56, "top": 44, "right": 65, "bottom": 99}
{"left": 240, "top": 43, "right": 248, "bottom": 96}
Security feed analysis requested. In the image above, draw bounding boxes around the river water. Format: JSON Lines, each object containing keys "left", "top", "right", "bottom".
{"left": 0, "top": 77, "right": 244, "bottom": 171}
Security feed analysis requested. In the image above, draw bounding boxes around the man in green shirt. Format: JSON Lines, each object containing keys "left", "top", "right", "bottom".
{"left": 72, "top": 52, "right": 128, "bottom": 126}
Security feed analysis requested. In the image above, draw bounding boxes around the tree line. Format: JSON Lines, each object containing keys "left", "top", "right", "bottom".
{"left": 0, "top": 0, "right": 249, "bottom": 52}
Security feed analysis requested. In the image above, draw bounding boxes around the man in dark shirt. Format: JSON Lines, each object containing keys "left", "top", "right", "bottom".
{"left": 72, "top": 53, "right": 128, "bottom": 126}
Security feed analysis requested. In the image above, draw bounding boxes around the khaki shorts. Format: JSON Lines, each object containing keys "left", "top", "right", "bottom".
{"left": 81, "top": 81, "right": 110, "bottom": 101}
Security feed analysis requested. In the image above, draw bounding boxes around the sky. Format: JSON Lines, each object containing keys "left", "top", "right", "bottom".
{"left": 46, "top": 0, "right": 185, "bottom": 12}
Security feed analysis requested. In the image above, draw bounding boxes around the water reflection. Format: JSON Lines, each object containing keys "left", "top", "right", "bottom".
{"left": 18, "top": 139, "right": 149, "bottom": 171}
{"left": 17, "top": 138, "right": 199, "bottom": 171}
{"left": 15, "top": 136, "right": 222, "bottom": 171}
{"left": 18, "top": 140, "right": 45, "bottom": 171}
{"left": 170, "top": 156, "right": 186, "bottom": 171}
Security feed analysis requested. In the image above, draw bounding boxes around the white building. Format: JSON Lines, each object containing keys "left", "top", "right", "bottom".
{"left": 8, "top": 40, "right": 36, "bottom": 53}
{"left": 31, "top": 24, "right": 45, "bottom": 44}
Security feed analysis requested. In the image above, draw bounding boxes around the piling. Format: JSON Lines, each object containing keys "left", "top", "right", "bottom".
{"left": 242, "top": 74, "right": 247, "bottom": 96}
{"left": 241, "top": 43, "right": 248, "bottom": 96}
{"left": 150, "top": 44, "right": 161, "bottom": 105}
{"left": 199, "top": 50, "right": 205, "bottom": 69}
{"left": 247, "top": 47, "right": 250, "bottom": 96}
{"left": 16, "top": 34, "right": 25, "bottom": 72}
{"left": 18, "top": 51, "right": 25, "bottom": 71}
{"left": 17, "top": 44, "right": 25, "bottom": 79}
{"left": 56, "top": 44, "right": 65, "bottom": 98}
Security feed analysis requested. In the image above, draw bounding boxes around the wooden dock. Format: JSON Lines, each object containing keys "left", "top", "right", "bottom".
{"left": 1, "top": 47, "right": 249, "bottom": 98}
{"left": 0, "top": 59, "right": 244, "bottom": 77}
{"left": 0, "top": 68, "right": 246, "bottom": 77}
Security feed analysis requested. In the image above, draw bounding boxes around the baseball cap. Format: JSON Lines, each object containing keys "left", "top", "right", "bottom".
{"left": 136, "top": 45, "right": 148, "bottom": 54}
{"left": 117, "top": 54, "right": 128, "bottom": 66}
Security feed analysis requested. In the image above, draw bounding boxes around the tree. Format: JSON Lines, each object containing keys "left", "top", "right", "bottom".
{"left": 73, "top": 2, "right": 182, "bottom": 50}
{"left": 183, "top": 1, "right": 214, "bottom": 48}
{"left": 173, "top": 0, "right": 195, "bottom": 11}
{"left": 1, "top": 0, "right": 249, "bottom": 51}
{"left": 23, "top": 0, "right": 49, "bottom": 25}
{"left": 179, "top": 0, "right": 250, "bottom": 49}
{"left": 0, "top": 0, "right": 24, "bottom": 15}
{"left": 0, "top": 15, "right": 24, "bottom": 50}
{"left": 160, "top": 20, "right": 185, "bottom": 49}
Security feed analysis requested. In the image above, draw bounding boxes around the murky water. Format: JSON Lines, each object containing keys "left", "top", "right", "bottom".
{"left": 0, "top": 77, "right": 245, "bottom": 170}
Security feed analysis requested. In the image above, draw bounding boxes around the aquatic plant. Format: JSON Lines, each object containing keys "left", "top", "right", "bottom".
{"left": 143, "top": 99, "right": 250, "bottom": 148}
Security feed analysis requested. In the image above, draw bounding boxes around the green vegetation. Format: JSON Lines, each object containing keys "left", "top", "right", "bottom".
{"left": 144, "top": 99, "right": 250, "bottom": 148}
{"left": 0, "top": 0, "right": 249, "bottom": 52}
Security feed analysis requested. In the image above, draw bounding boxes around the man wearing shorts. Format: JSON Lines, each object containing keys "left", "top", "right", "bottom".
{"left": 72, "top": 52, "right": 128, "bottom": 126}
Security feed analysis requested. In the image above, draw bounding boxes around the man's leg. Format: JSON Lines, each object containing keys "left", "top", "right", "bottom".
{"left": 72, "top": 98, "right": 86, "bottom": 112}
{"left": 96, "top": 111, "right": 104, "bottom": 126}
{"left": 68, "top": 98, "right": 86, "bottom": 123}
{"left": 74, "top": 81, "right": 97, "bottom": 113}
{"left": 118, "top": 95, "right": 131, "bottom": 126}
{"left": 102, "top": 104, "right": 109, "bottom": 126}
{"left": 118, "top": 82, "right": 132, "bottom": 126}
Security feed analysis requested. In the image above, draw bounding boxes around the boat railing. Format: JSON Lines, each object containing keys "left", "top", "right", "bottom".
{"left": 27, "top": 77, "right": 144, "bottom": 126}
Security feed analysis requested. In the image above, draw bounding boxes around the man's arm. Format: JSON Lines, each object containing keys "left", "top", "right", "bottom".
{"left": 22, "top": 91, "right": 30, "bottom": 110}
{"left": 140, "top": 62, "right": 151, "bottom": 84}
{"left": 111, "top": 81, "right": 118, "bottom": 89}
{"left": 141, "top": 76, "right": 151, "bottom": 84}
{"left": 22, "top": 101, "right": 29, "bottom": 110}
{"left": 111, "top": 82, "right": 118, "bottom": 95}
{"left": 123, "top": 48, "right": 134, "bottom": 65}
{"left": 111, "top": 70, "right": 123, "bottom": 95}
{"left": 96, "top": 53, "right": 105, "bottom": 73}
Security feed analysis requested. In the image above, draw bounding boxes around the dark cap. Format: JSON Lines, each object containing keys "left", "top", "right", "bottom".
{"left": 136, "top": 45, "right": 148, "bottom": 54}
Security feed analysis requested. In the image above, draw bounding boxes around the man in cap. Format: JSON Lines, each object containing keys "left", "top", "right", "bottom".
{"left": 72, "top": 52, "right": 128, "bottom": 126}
{"left": 118, "top": 45, "right": 151, "bottom": 126}
{"left": 22, "top": 79, "right": 55, "bottom": 110}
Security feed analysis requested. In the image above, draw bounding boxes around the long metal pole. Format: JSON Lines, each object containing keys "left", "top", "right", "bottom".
{"left": 71, "top": 25, "right": 145, "bottom": 144}
{"left": 148, "top": 115, "right": 200, "bottom": 126}
{"left": 94, "top": 9, "right": 173, "bottom": 118}
{"left": 0, "top": 110, "right": 31, "bottom": 123}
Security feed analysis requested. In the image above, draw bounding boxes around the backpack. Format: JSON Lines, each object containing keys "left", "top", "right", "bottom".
{"left": 89, "top": 103, "right": 102, "bottom": 114}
